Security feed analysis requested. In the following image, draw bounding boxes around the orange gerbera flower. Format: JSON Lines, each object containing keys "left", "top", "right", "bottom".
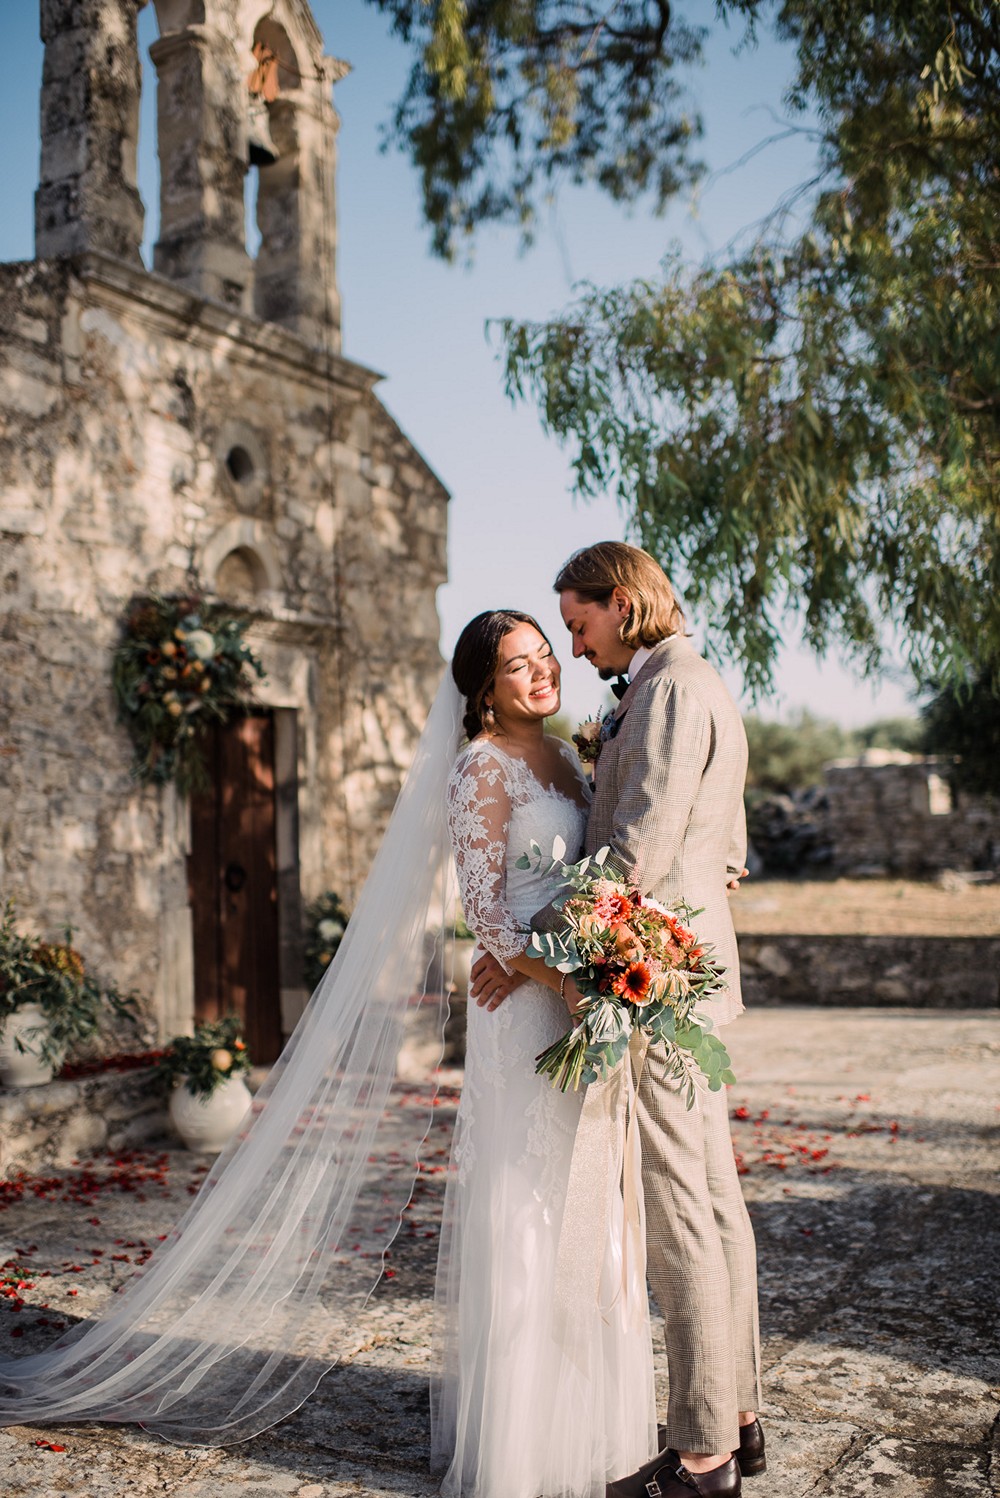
{"left": 611, "top": 961, "right": 653, "bottom": 1005}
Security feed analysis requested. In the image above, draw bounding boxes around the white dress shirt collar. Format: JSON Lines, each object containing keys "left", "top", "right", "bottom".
{"left": 625, "top": 644, "right": 653, "bottom": 681}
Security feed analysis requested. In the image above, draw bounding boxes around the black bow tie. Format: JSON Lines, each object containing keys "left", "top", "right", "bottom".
{"left": 610, "top": 676, "right": 629, "bottom": 700}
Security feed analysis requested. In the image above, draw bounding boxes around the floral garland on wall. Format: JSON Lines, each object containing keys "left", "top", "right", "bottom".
{"left": 112, "top": 593, "right": 266, "bottom": 794}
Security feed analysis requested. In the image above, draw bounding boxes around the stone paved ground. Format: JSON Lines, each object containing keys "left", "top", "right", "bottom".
{"left": 0, "top": 1006, "right": 997, "bottom": 1498}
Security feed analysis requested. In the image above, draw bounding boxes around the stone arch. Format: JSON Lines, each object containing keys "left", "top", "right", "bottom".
{"left": 251, "top": 15, "right": 303, "bottom": 90}
{"left": 202, "top": 518, "right": 283, "bottom": 608}
{"left": 150, "top": 0, "right": 206, "bottom": 29}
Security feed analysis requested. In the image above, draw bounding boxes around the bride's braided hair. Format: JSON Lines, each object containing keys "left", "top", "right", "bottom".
{"left": 452, "top": 609, "right": 550, "bottom": 741}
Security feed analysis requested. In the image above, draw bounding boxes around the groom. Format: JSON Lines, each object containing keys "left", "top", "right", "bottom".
{"left": 472, "top": 542, "right": 761, "bottom": 1498}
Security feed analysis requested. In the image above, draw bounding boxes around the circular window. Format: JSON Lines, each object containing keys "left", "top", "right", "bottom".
{"left": 226, "top": 446, "right": 255, "bottom": 485}
{"left": 217, "top": 424, "right": 268, "bottom": 515}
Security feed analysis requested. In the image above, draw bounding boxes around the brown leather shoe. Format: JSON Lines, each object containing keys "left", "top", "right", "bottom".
{"left": 607, "top": 1453, "right": 741, "bottom": 1498}
{"left": 735, "top": 1419, "right": 765, "bottom": 1477}
{"left": 655, "top": 1421, "right": 765, "bottom": 1478}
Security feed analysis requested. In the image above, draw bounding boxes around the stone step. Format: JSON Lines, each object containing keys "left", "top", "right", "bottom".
{"left": 0, "top": 1067, "right": 169, "bottom": 1179}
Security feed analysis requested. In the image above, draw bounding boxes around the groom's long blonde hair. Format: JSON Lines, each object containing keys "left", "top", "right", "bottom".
{"left": 554, "top": 541, "right": 685, "bottom": 649}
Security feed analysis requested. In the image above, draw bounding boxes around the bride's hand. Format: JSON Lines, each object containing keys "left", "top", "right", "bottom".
{"left": 562, "top": 975, "right": 585, "bottom": 1020}
{"left": 727, "top": 866, "right": 749, "bottom": 893}
{"left": 471, "top": 952, "right": 525, "bottom": 1011}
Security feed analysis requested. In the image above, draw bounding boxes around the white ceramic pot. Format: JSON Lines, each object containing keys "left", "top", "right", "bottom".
{"left": 449, "top": 938, "right": 478, "bottom": 996}
{"left": 0, "top": 1003, "right": 58, "bottom": 1088}
{"left": 168, "top": 1074, "right": 253, "bottom": 1152}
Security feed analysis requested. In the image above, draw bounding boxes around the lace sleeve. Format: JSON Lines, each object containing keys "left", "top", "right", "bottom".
{"left": 446, "top": 746, "right": 530, "bottom": 972}
{"left": 554, "top": 735, "right": 591, "bottom": 802}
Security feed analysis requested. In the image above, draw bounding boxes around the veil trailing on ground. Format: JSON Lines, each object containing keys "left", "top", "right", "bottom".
{"left": 0, "top": 671, "right": 464, "bottom": 1444}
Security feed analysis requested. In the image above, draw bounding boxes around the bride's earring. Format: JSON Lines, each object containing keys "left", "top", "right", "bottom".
{"left": 482, "top": 701, "right": 495, "bottom": 731}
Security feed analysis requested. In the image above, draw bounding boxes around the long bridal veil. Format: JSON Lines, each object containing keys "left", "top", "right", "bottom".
{"left": 0, "top": 671, "right": 464, "bottom": 1444}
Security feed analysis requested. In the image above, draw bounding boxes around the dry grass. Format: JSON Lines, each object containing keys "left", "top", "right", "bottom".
{"left": 730, "top": 877, "right": 1000, "bottom": 937}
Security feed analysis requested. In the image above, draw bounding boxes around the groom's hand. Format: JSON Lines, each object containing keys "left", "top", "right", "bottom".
{"left": 727, "top": 866, "right": 749, "bottom": 893}
{"left": 471, "top": 952, "right": 525, "bottom": 1011}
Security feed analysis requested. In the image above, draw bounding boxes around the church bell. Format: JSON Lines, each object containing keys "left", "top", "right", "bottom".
{"left": 247, "top": 41, "right": 281, "bottom": 167}
{"left": 248, "top": 97, "right": 279, "bottom": 167}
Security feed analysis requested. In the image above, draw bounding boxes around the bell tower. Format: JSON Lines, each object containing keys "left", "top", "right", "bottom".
{"left": 34, "top": 0, "right": 344, "bottom": 346}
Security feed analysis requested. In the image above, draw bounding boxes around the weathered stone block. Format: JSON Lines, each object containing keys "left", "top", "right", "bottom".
{"left": 739, "top": 933, "right": 1000, "bottom": 1008}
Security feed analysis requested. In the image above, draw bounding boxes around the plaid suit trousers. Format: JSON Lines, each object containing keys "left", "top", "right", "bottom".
{"left": 637, "top": 1045, "right": 761, "bottom": 1452}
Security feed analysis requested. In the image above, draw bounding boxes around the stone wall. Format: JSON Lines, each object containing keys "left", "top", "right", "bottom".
{"left": 824, "top": 758, "right": 1000, "bottom": 877}
{"left": 739, "top": 933, "right": 1000, "bottom": 1009}
{"left": 748, "top": 756, "right": 1000, "bottom": 877}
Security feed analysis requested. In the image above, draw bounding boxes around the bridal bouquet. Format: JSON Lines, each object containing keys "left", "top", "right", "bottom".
{"left": 518, "top": 840, "right": 735, "bottom": 1106}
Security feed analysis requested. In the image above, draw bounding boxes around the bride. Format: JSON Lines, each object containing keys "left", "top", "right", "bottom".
{"left": 0, "top": 609, "right": 655, "bottom": 1497}
{"left": 436, "top": 609, "right": 655, "bottom": 1497}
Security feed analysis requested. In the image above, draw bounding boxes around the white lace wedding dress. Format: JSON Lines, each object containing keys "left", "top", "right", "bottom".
{"left": 432, "top": 738, "right": 656, "bottom": 1498}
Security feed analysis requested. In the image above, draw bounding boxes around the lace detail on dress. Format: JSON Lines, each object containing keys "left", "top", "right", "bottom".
{"left": 446, "top": 745, "right": 532, "bottom": 971}
{"left": 520, "top": 1088, "right": 577, "bottom": 1219}
{"left": 445, "top": 738, "right": 590, "bottom": 1186}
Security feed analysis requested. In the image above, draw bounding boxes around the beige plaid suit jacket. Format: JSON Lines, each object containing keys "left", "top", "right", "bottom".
{"left": 587, "top": 633, "right": 748, "bottom": 1028}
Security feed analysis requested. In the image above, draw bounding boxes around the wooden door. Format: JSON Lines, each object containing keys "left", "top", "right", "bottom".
{"left": 189, "top": 713, "right": 284, "bottom": 1063}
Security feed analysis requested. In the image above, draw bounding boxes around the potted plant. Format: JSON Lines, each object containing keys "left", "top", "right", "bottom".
{"left": 302, "top": 891, "right": 349, "bottom": 993}
{"left": 449, "top": 914, "right": 478, "bottom": 997}
{"left": 156, "top": 1016, "right": 253, "bottom": 1152}
{"left": 0, "top": 900, "right": 140, "bottom": 1088}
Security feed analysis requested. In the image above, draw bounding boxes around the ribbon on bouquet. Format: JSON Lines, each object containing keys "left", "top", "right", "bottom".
{"left": 553, "top": 1029, "right": 650, "bottom": 1365}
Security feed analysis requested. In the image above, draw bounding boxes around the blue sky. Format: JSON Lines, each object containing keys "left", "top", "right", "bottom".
{"left": 2, "top": 3, "right": 916, "bottom": 728}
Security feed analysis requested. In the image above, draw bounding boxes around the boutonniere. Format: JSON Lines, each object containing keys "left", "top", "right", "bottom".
{"left": 572, "top": 713, "right": 604, "bottom": 765}
{"left": 572, "top": 709, "right": 621, "bottom": 767}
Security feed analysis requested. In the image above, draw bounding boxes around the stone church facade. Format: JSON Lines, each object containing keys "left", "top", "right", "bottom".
{"left": 0, "top": 0, "right": 448, "bottom": 1058}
